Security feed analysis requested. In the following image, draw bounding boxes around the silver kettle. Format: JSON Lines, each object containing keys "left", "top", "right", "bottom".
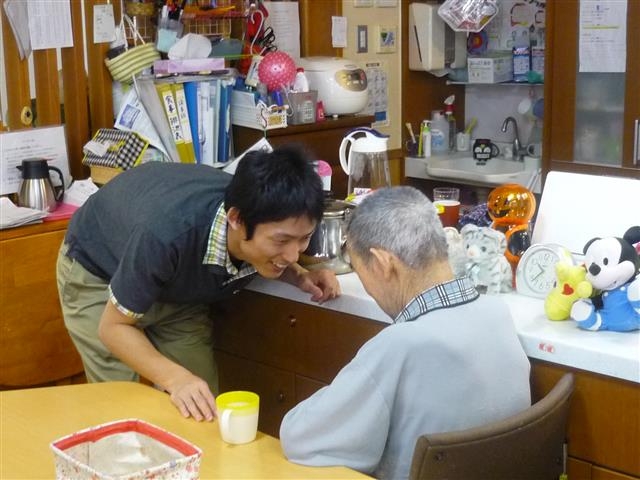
{"left": 16, "top": 159, "right": 65, "bottom": 212}
{"left": 299, "top": 199, "right": 355, "bottom": 274}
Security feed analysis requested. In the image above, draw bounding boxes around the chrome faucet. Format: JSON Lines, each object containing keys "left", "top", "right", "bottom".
{"left": 501, "top": 116, "right": 526, "bottom": 162}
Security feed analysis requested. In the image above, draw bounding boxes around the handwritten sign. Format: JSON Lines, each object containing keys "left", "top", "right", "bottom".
{"left": 0, "top": 126, "right": 71, "bottom": 195}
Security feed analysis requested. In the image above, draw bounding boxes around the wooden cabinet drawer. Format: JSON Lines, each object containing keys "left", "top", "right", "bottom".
{"left": 215, "top": 350, "right": 295, "bottom": 438}
{"left": 212, "top": 292, "right": 295, "bottom": 370}
{"left": 292, "top": 301, "right": 386, "bottom": 383}
{"left": 0, "top": 227, "right": 83, "bottom": 387}
{"left": 531, "top": 360, "right": 640, "bottom": 477}
{"left": 295, "top": 374, "right": 327, "bottom": 404}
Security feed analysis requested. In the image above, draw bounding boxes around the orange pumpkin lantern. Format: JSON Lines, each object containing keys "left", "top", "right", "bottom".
{"left": 487, "top": 184, "right": 537, "bottom": 268}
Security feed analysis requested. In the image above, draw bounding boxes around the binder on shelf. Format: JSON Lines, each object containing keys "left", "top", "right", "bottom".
{"left": 200, "top": 79, "right": 219, "bottom": 167}
{"left": 216, "top": 78, "right": 234, "bottom": 165}
{"left": 172, "top": 83, "right": 197, "bottom": 164}
{"left": 183, "top": 81, "right": 202, "bottom": 163}
{"left": 156, "top": 82, "right": 192, "bottom": 164}
{"left": 136, "top": 77, "right": 181, "bottom": 163}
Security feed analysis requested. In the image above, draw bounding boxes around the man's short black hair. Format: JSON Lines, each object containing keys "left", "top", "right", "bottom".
{"left": 225, "top": 145, "right": 324, "bottom": 240}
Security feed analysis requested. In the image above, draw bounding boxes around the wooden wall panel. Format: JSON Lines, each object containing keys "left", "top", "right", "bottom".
{"left": 33, "top": 50, "right": 61, "bottom": 125}
{"left": 61, "top": 0, "right": 91, "bottom": 180}
{"left": 86, "top": 0, "right": 115, "bottom": 140}
{"left": 299, "top": 0, "right": 342, "bottom": 57}
{"left": 1, "top": 0, "right": 31, "bottom": 129}
{"left": 544, "top": 0, "right": 578, "bottom": 167}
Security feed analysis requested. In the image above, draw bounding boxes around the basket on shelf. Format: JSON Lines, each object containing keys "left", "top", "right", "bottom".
{"left": 124, "top": 2, "right": 157, "bottom": 44}
{"left": 125, "top": 1, "right": 155, "bottom": 17}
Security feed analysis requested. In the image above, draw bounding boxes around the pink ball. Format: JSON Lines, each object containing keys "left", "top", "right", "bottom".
{"left": 257, "top": 51, "right": 297, "bottom": 92}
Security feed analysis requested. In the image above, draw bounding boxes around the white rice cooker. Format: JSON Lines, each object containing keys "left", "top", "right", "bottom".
{"left": 297, "top": 57, "right": 368, "bottom": 116}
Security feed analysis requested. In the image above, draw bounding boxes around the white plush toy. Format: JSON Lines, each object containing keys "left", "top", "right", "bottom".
{"left": 460, "top": 224, "right": 512, "bottom": 294}
{"left": 444, "top": 227, "right": 468, "bottom": 278}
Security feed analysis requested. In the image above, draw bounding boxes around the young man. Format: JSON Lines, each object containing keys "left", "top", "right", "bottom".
{"left": 280, "top": 186, "right": 531, "bottom": 480}
{"left": 56, "top": 146, "right": 339, "bottom": 422}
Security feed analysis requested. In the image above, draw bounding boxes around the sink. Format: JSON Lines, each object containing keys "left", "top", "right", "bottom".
{"left": 426, "top": 156, "right": 529, "bottom": 185}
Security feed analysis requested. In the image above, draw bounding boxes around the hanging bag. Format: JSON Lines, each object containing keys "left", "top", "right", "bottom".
{"left": 104, "top": 15, "right": 160, "bottom": 84}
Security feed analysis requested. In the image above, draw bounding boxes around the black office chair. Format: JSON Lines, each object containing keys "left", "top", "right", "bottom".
{"left": 409, "top": 373, "right": 575, "bottom": 480}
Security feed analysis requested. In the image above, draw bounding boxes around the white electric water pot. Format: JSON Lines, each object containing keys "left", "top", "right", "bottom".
{"left": 338, "top": 127, "right": 391, "bottom": 197}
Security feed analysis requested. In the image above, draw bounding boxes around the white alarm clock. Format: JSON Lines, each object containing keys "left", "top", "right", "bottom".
{"left": 515, "top": 243, "right": 574, "bottom": 298}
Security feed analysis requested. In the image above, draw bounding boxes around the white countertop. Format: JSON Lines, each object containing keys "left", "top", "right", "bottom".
{"left": 248, "top": 273, "right": 640, "bottom": 384}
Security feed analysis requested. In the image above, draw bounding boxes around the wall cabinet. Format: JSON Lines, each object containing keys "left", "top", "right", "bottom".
{"left": 544, "top": 0, "right": 640, "bottom": 178}
{"left": 213, "top": 290, "right": 639, "bottom": 478}
{"left": 0, "top": 221, "right": 84, "bottom": 388}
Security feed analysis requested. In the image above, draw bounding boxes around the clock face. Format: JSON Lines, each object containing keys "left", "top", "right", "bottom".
{"left": 516, "top": 244, "right": 573, "bottom": 298}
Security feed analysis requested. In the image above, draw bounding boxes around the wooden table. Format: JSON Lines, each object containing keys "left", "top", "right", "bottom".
{"left": 0, "top": 382, "right": 370, "bottom": 479}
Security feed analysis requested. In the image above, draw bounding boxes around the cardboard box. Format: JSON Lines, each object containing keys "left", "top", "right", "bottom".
{"left": 467, "top": 53, "right": 513, "bottom": 83}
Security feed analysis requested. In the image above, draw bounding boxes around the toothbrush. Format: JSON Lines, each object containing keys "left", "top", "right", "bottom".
{"left": 464, "top": 117, "right": 477, "bottom": 135}
{"left": 405, "top": 122, "right": 417, "bottom": 144}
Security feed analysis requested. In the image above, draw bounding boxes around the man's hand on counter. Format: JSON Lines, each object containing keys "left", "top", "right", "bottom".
{"left": 280, "top": 263, "right": 341, "bottom": 304}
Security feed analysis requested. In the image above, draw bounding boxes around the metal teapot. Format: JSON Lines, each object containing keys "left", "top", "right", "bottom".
{"left": 299, "top": 199, "right": 355, "bottom": 274}
{"left": 16, "top": 159, "right": 65, "bottom": 212}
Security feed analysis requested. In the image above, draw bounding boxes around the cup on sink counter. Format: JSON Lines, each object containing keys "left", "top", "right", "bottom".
{"left": 456, "top": 132, "right": 471, "bottom": 152}
{"left": 433, "top": 187, "right": 461, "bottom": 228}
{"left": 216, "top": 391, "right": 260, "bottom": 444}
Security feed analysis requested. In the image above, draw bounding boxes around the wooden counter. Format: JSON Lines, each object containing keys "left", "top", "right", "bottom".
{"left": 216, "top": 280, "right": 640, "bottom": 479}
{"left": 0, "top": 382, "right": 370, "bottom": 479}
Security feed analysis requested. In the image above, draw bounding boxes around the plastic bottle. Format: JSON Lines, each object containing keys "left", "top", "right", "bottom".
{"left": 292, "top": 67, "right": 310, "bottom": 92}
{"left": 430, "top": 110, "right": 449, "bottom": 154}
{"left": 422, "top": 120, "right": 432, "bottom": 158}
{"left": 445, "top": 104, "right": 457, "bottom": 152}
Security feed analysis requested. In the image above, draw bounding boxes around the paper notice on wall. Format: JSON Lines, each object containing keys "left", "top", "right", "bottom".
{"left": 0, "top": 126, "right": 71, "bottom": 195}
{"left": 332, "top": 16, "right": 347, "bottom": 48}
{"left": 263, "top": 1, "right": 300, "bottom": 60}
{"left": 579, "top": 0, "right": 627, "bottom": 73}
{"left": 28, "top": 0, "right": 73, "bottom": 50}
{"left": 363, "top": 62, "right": 388, "bottom": 127}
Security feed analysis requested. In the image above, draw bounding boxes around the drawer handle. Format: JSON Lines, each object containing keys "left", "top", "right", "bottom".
{"left": 289, "top": 316, "right": 297, "bottom": 327}
{"left": 277, "top": 392, "right": 286, "bottom": 402}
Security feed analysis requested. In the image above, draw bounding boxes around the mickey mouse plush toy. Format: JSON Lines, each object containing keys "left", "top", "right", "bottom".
{"left": 571, "top": 226, "right": 640, "bottom": 331}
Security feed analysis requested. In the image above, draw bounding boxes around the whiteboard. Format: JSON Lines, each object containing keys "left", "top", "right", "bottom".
{"left": 532, "top": 171, "right": 640, "bottom": 255}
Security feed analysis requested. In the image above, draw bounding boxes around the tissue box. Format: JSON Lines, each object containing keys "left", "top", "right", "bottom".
{"left": 467, "top": 53, "right": 513, "bottom": 83}
{"left": 50, "top": 419, "right": 202, "bottom": 480}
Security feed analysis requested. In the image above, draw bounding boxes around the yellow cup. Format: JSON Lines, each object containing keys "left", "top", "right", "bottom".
{"left": 216, "top": 391, "right": 260, "bottom": 444}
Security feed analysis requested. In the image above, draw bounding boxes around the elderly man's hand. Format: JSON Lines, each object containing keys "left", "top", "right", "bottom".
{"left": 297, "top": 268, "right": 342, "bottom": 303}
{"left": 282, "top": 263, "right": 341, "bottom": 303}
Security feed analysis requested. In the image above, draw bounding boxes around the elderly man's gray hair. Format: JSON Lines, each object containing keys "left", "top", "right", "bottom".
{"left": 346, "top": 186, "right": 449, "bottom": 269}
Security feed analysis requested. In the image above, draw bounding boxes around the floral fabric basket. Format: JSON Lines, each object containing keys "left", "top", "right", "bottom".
{"left": 50, "top": 419, "right": 202, "bottom": 480}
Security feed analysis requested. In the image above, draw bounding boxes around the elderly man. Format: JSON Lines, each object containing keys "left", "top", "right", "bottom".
{"left": 280, "top": 186, "right": 531, "bottom": 480}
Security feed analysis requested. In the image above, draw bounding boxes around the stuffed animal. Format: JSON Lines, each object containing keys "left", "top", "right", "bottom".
{"left": 460, "top": 224, "right": 512, "bottom": 294}
{"left": 570, "top": 226, "right": 640, "bottom": 331}
{"left": 444, "top": 227, "right": 467, "bottom": 278}
{"left": 544, "top": 261, "right": 593, "bottom": 321}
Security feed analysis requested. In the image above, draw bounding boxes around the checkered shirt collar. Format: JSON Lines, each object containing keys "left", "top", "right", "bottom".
{"left": 395, "top": 277, "right": 479, "bottom": 323}
{"left": 203, "top": 203, "right": 256, "bottom": 281}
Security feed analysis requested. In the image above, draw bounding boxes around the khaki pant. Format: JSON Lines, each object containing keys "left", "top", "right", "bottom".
{"left": 56, "top": 243, "right": 218, "bottom": 393}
